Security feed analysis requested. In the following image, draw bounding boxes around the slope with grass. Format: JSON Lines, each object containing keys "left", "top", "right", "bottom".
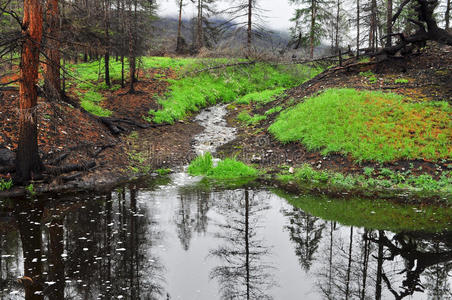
{"left": 269, "top": 88, "right": 451, "bottom": 162}
{"left": 149, "top": 62, "right": 322, "bottom": 124}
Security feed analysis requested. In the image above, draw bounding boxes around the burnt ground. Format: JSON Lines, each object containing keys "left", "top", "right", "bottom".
{"left": 0, "top": 67, "right": 202, "bottom": 194}
{"left": 217, "top": 43, "right": 452, "bottom": 179}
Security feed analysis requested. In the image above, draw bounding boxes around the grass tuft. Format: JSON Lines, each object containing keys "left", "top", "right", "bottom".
{"left": 188, "top": 153, "right": 214, "bottom": 176}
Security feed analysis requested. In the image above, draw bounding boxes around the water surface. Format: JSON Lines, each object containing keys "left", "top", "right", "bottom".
{"left": 1, "top": 175, "right": 451, "bottom": 300}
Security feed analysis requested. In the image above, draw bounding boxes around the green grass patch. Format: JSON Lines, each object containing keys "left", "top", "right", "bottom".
{"left": 394, "top": 78, "right": 409, "bottom": 84}
{"left": 155, "top": 168, "right": 172, "bottom": 176}
{"left": 265, "top": 106, "right": 283, "bottom": 116}
{"left": 188, "top": 152, "right": 214, "bottom": 176}
{"left": 150, "top": 62, "right": 322, "bottom": 124}
{"left": 188, "top": 154, "right": 259, "bottom": 180}
{"left": 235, "top": 87, "right": 285, "bottom": 105}
{"left": 277, "top": 164, "right": 452, "bottom": 194}
{"left": 269, "top": 88, "right": 451, "bottom": 162}
{"left": 276, "top": 190, "right": 452, "bottom": 232}
{"left": 237, "top": 111, "right": 266, "bottom": 126}
{"left": 359, "top": 70, "right": 378, "bottom": 83}
{"left": 77, "top": 90, "right": 112, "bottom": 117}
{"left": 207, "top": 158, "right": 259, "bottom": 179}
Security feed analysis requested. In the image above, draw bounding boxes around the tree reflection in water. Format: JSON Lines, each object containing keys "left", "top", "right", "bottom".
{"left": 209, "top": 189, "right": 275, "bottom": 300}
{"left": 0, "top": 185, "right": 165, "bottom": 300}
{"left": 311, "top": 222, "right": 452, "bottom": 300}
{"left": 283, "top": 208, "right": 325, "bottom": 271}
{"left": 174, "top": 187, "right": 211, "bottom": 251}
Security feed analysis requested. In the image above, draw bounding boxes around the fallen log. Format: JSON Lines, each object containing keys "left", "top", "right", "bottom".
{"left": 61, "top": 172, "right": 83, "bottom": 183}
{"left": 45, "top": 161, "right": 96, "bottom": 176}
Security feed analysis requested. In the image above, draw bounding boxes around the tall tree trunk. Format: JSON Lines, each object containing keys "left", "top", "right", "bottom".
{"left": 127, "top": 0, "right": 136, "bottom": 93}
{"left": 335, "top": 0, "right": 340, "bottom": 53}
{"left": 16, "top": 0, "right": 44, "bottom": 184}
{"left": 247, "top": 0, "right": 252, "bottom": 50}
{"left": 386, "top": 0, "right": 393, "bottom": 47}
{"left": 446, "top": 0, "right": 450, "bottom": 30}
{"left": 104, "top": 0, "right": 111, "bottom": 87}
{"left": 196, "top": 0, "right": 203, "bottom": 50}
{"left": 310, "top": 0, "right": 316, "bottom": 58}
{"left": 44, "top": 0, "right": 61, "bottom": 97}
{"left": 176, "top": 0, "right": 183, "bottom": 51}
{"left": 356, "top": 0, "right": 360, "bottom": 57}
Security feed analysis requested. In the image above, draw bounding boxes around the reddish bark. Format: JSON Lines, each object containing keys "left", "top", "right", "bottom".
{"left": 16, "top": 0, "right": 44, "bottom": 183}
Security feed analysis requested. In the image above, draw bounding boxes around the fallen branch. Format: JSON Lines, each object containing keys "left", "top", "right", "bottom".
{"left": 46, "top": 153, "right": 69, "bottom": 166}
{"left": 93, "top": 144, "right": 116, "bottom": 158}
{"left": 61, "top": 172, "right": 83, "bottom": 183}
{"left": 45, "top": 161, "right": 96, "bottom": 176}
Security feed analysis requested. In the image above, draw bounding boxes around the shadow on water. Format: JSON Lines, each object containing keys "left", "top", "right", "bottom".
{"left": 0, "top": 178, "right": 452, "bottom": 299}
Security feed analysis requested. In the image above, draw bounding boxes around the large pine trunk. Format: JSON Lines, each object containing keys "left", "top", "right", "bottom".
{"left": 16, "top": 0, "right": 44, "bottom": 184}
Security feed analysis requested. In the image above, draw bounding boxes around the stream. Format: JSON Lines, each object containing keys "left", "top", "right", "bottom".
{"left": 1, "top": 106, "right": 451, "bottom": 300}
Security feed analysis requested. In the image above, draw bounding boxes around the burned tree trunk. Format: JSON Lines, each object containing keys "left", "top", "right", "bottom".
{"left": 377, "top": 0, "right": 452, "bottom": 57}
{"left": 15, "top": 0, "right": 44, "bottom": 184}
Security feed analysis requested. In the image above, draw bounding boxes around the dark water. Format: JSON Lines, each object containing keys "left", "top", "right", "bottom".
{"left": 0, "top": 175, "right": 451, "bottom": 300}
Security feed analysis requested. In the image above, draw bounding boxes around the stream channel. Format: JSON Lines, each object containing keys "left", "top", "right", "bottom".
{"left": 0, "top": 106, "right": 451, "bottom": 299}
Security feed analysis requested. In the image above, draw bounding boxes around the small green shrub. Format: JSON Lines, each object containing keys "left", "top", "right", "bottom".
{"left": 0, "top": 179, "right": 13, "bottom": 191}
{"left": 188, "top": 152, "right": 213, "bottom": 176}
{"left": 363, "top": 167, "right": 374, "bottom": 176}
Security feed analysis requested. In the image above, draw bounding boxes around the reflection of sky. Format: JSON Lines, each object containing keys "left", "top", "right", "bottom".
{"left": 158, "top": 0, "right": 293, "bottom": 31}
{"left": 145, "top": 185, "right": 320, "bottom": 299}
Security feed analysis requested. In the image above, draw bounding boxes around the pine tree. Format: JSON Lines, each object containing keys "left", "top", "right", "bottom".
{"left": 289, "top": 0, "right": 333, "bottom": 58}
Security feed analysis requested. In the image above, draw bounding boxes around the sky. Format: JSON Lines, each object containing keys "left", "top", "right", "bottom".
{"left": 157, "top": 0, "right": 294, "bottom": 31}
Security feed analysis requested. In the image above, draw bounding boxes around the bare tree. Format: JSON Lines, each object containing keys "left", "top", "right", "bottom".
{"left": 15, "top": 0, "right": 45, "bottom": 183}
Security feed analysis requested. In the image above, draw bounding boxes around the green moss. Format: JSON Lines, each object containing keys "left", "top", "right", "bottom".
{"left": 269, "top": 88, "right": 451, "bottom": 162}
{"left": 276, "top": 190, "right": 452, "bottom": 232}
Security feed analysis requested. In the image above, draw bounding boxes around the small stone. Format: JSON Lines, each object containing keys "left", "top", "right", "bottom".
{"left": 289, "top": 167, "right": 294, "bottom": 174}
